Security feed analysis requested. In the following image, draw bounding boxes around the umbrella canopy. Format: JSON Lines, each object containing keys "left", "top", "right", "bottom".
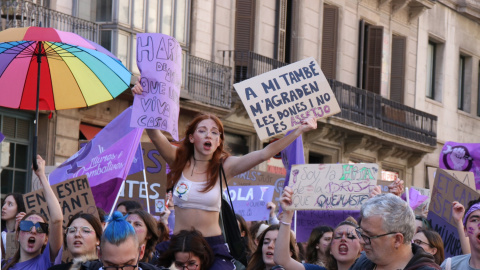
{"left": 0, "top": 27, "right": 132, "bottom": 110}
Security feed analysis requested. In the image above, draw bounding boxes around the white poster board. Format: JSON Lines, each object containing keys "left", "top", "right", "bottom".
{"left": 233, "top": 57, "right": 341, "bottom": 140}
{"left": 286, "top": 163, "right": 379, "bottom": 210}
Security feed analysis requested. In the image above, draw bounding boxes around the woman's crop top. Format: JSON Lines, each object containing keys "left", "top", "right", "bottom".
{"left": 172, "top": 173, "right": 221, "bottom": 212}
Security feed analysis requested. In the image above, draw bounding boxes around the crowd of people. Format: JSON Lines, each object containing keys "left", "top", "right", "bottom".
{"left": 0, "top": 80, "right": 478, "bottom": 270}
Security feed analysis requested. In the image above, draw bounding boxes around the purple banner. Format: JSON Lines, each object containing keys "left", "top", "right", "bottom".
{"left": 50, "top": 107, "right": 143, "bottom": 212}
{"left": 427, "top": 212, "right": 462, "bottom": 258}
{"left": 440, "top": 142, "right": 480, "bottom": 189}
{"left": 281, "top": 130, "right": 305, "bottom": 187}
{"left": 225, "top": 185, "right": 275, "bottom": 221}
{"left": 0, "top": 131, "right": 4, "bottom": 143}
{"left": 293, "top": 210, "right": 360, "bottom": 243}
{"left": 128, "top": 144, "right": 144, "bottom": 175}
{"left": 131, "top": 33, "right": 182, "bottom": 141}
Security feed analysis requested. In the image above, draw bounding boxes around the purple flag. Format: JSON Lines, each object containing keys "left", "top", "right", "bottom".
{"left": 130, "top": 33, "right": 182, "bottom": 141}
{"left": 406, "top": 187, "right": 428, "bottom": 210}
{"left": 50, "top": 107, "right": 144, "bottom": 212}
{"left": 128, "top": 144, "right": 144, "bottom": 175}
{"left": 439, "top": 142, "right": 480, "bottom": 189}
{"left": 0, "top": 131, "right": 4, "bottom": 143}
{"left": 281, "top": 131, "right": 305, "bottom": 187}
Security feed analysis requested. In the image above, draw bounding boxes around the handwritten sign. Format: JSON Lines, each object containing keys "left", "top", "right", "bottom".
{"left": 428, "top": 168, "right": 478, "bottom": 258}
{"left": 23, "top": 175, "right": 99, "bottom": 230}
{"left": 117, "top": 143, "right": 168, "bottom": 214}
{"left": 294, "top": 210, "right": 360, "bottom": 243}
{"left": 427, "top": 167, "right": 476, "bottom": 191}
{"left": 229, "top": 169, "right": 286, "bottom": 209}
{"left": 233, "top": 57, "right": 341, "bottom": 140}
{"left": 5, "top": 232, "right": 18, "bottom": 260}
{"left": 132, "top": 33, "right": 182, "bottom": 140}
{"left": 225, "top": 186, "right": 275, "bottom": 221}
{"left": 286, "top": 163, "right": 379, "bottom": 210}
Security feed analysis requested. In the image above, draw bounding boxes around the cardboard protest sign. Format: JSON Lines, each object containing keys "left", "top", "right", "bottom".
{"left": 440, "top": 142, "right": 480, "bottom": 189}
{"left": 376, "top": 180, "right": 393, "bottom": 193}
{"left": 286, "top": 163, "right": 379, "bottom": 210}
{"left": 427, "top": 166, "right": 476, "bottom": 191}
{"left": 229, "top": 169, "right": 286, "bottom": 209}
{"left": 294, "top": 210, "right": 360, "bottom": 243}
{"left": 132, "top": 33, "right": 182, "bottom": 141}
{"left": 23, "top": 175, "right": 99, "bottom": 229}
{"left": 5, "top": 232, "right": 18, "bottom": 260}
{"left": 428, "top": 168, "right": 478, "bottom": 258}
{"left": 225, "top": 185, "right": 275, "bottom": 221}
{"left": 117, "top": 142, "right": 168, "bottom": 214}
{"left": 233, "top": 57, "right": 341, "bottom": 140}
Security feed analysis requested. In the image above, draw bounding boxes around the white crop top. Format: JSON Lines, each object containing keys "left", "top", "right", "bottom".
{"left": 173, "top": 173, "right": 221, "bottom": 212}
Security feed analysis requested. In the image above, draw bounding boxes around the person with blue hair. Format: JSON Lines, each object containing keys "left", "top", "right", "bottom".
{"left": 81, "top": 211, "right": 165, "bottom": 270}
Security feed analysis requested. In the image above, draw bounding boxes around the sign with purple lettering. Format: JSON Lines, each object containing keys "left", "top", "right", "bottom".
{"left": 427, "top": 168, "right": 477, "bottom": 257}
{"left": 233, "top": 57, "right": 341, "bottom": 140}
{"left": 286, "top": 163, "right": 379, "bottom": 210}
{"left": 131, "top": 33, "right": 182, "bottom": 141}
{"left": 439, "top": 142, "right": 480, "bottom": 189}
{"left": 225, "top": 185, "right": 275, "bottom": 221}
{"left": 294, "top": 210, "right": 360, "bottom": 243}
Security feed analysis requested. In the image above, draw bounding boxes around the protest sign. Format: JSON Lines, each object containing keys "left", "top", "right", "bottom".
{"left": 427, "top": 166, "right": 476, "bottom": 191}
{"left": 377, "top": 180, "right": 393, "bottom": 193}
{"left": 440, "top": 142, "right": 480, "bottom": 189}
{"left": 233, "top": 57, "right": 341, "bottom": 140}
{"left": 428, "top": 168, "right": 478, "bottom": 257}
{"left": 229, "top": 169, "right": 286, "bottom": 209}
{"left": 225, "top": 185, "right": 275, "bottom": 221}
{"left": 294, "top": 210, "right": 360, "bottom": 243}
{"left": 5, "top": 232, "right": 18, "bottom": 260}
{"left": 116, "top": 142, "right": 168, "bottom": 214}
{"left": 132, "top": 33, "right": 182, "bottom": 141}
{"left": 281, "top": 131, "right": 304, "bottom": 187}
{"left": 286, "top": 163, "right": 378, "bottom": 210}
{"left": 23, "top": 175, "right": 99, "bottom": 229}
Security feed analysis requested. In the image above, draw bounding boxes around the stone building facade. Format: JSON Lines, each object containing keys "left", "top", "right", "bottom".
{"left": 1, "top": 0, "right": 479, "bottom": 195}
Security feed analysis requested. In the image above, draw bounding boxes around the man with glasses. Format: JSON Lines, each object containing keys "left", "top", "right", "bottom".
{"left": 350, "top": 194, "right": 439, "bottom": 270}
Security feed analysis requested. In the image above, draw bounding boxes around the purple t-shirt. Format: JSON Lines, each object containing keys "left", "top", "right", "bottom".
{"left": 9, "top": 242, "right": 52, "bottom": 270}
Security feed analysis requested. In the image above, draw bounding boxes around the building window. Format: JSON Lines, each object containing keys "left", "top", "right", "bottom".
{"left": 96, "top": 0, "right": 113, "bottom": 22}
{"left": 0, "top": 112, "right": 33, "bottom": 195}
{"left": 390, "top": 35, "right": 406, "bottom": 104}
{"left": 100, "top": 30, "right": 112, "bottom": 51}
{"left": 426, "top": 42, "right": 436, "bottom": 99}
{"left": 224, "top": 132, "right": 249, "bottom": 156}
{"left": 117, "top": 32, "right": 130, "bottom": 68}
{"left": 119, "top": 0, "right": 131, "bottom": 25}
{"left": 321, "top": 4, "right": 338, "bottom": 80}
{"left": 357, "top": 20, "right": 383, "bottom": 94}
{"left": 458, "top": 55, "right": 466, "bottom": 110}
{"left": 147, "top": 0, "right": 159, "bottom": 33}
{"left": 133, "top": 0, "right": 145, "bottom": 30}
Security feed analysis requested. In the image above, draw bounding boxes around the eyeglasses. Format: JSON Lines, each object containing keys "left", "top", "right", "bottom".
{"left": 355, "top": 227, "right": 398, "bottom": 245}
{"left": 173, "top": 261, "right": 199, "bottom": 270}
{"left": 102, "top": 256, "right": 139, "bottom": 270}
{"left": 195, "top": 127, "right": 221, "bottom": 138}
{"left": 19, "top": 220, "right": 48, "bottom": 234}
{"left": 412, "top": 239, "right": 432, "bottom": 247}
{"left": 66, "top": 226, "right": 94, "bottom": 235}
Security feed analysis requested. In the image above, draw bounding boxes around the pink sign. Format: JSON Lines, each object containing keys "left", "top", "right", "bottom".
{"left": 131, "top": 33, "right": 182, "bottom": 141}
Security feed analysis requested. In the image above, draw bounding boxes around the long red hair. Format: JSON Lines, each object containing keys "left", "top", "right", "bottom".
{"left": 168, "top": 114, "right": 230, "bottom": 192}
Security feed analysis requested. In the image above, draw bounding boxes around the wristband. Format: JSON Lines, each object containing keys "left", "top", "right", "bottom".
{"left": 280, "top": 221, "right": 291, "bottom": 226}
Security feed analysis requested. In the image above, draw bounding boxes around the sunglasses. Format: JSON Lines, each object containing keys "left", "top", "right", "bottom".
{"left": 19, "top": 220, "right": 49, "bottom": 234}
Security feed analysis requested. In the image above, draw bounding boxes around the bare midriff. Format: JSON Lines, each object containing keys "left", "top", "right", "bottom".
{"left": 173, "top": 207, "right": 222, "bottom": 237}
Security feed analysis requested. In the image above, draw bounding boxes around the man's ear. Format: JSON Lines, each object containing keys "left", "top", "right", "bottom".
{"left": 394, "top": 233, "right": 404, "bottom": 248}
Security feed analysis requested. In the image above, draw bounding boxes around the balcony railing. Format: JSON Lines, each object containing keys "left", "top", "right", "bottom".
{"left": 187, "top": 54, "right": 232, "bottom": 109}
{"left": 221, "top": 50, "right": 287, "bottom": 83}
{"left": 329, "top": 79, "right": 437, "bottom": 146}
{"left": 222, "top": 50, "right": 437, "bottom": 146}
{"left": 0, "top": 0, "right": 99, "bottom": 42}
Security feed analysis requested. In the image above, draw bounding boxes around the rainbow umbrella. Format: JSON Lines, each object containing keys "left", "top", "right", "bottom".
{"left": 0, "top": 27, "right": 132, "bottom": 169}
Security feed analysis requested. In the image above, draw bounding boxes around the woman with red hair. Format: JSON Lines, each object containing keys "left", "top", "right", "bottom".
{"left": 133, "top": 80, "right": 317, "bottom": 269}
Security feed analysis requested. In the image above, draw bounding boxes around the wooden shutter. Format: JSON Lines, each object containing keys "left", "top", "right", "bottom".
{"left": 235, "top": 0, "right": 256, "bottom": 54}
{"left": 364, "top": 25, "right": 383, "bottom": 94}
{"left": 390, "top": 35, "right": 406, "bottom": 104}
{"left": 321, "top": 4, "right": 338, "bottom": 79}
{"left": 276, "top": 0, "right": 287, "bottom": 62}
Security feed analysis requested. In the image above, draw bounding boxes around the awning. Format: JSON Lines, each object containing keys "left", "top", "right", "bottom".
{"left": 79, "top": 124, "right": 102, "bottom": 140}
